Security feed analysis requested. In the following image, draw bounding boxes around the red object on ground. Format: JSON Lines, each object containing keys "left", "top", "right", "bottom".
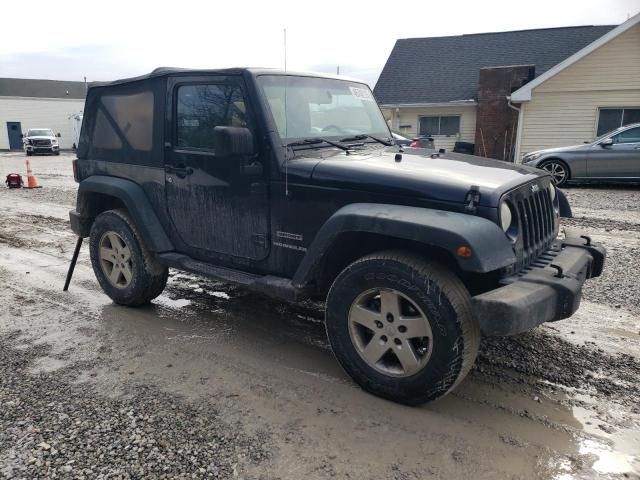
{"left": 5, "top": 173, "right": 24, "bottom": 188}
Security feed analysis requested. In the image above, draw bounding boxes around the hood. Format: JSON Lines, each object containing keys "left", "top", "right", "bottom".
{"left": 526, "top": 143, "right": 592, "bottom": 157}
{"left": 291, "top": 147, "right": 546, "bottom": 207}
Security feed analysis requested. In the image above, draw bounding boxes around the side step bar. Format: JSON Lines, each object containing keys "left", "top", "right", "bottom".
{"left": 157, "top": 253, "right": 301, "bottom": 302}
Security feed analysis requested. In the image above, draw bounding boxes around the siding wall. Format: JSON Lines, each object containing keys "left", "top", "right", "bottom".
{"left": 0, "top": 96, "right": 85, "bottom": 150}
{"left": 382, "top": 105, "right": 477, "bottom": 151}
{"left": 518, "top": 23, "right": 640, "bottom": 159}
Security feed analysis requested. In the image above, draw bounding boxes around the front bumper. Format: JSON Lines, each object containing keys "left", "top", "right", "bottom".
{"left": 472, "top": 236, "right": 605, "bottom": 336}
{"left": 25, "top": 144, "right": 59, "bottom": 152}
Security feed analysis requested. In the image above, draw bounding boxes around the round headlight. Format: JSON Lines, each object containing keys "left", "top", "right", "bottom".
{"left": 500, "top": 202, "right": 512, "bottom": 232}
{"left": 549, "top": 184, "right": 556, "bottom": 202}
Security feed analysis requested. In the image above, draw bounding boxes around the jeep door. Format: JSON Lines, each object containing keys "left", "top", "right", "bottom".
{"left": 164, "top": 75, "right": 269, "bottom": 261}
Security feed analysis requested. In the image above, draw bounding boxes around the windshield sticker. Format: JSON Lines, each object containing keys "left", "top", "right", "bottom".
{"left": 349, "top": 87, "right": 375, "bottom": 102}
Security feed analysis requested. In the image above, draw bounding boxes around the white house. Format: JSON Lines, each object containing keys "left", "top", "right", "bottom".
{"left": 0, "top": 78, "right": 87, "bottom": 150}
{"left": 510, "top": 13, "right": 640, "bottom": 161}
{"left": 374, "top": 15, "right": 640, "bottom": 161}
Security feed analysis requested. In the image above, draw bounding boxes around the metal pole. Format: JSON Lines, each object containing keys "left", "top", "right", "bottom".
{"left": 63, "top": 237, "right": 83, "bottom": 291}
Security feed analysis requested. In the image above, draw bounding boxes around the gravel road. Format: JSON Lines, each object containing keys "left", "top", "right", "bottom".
{"left": 0, "top": 152, "right": 639, "bottom": 479}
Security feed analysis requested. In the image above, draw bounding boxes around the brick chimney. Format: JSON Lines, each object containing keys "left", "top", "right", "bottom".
{"left": 474, "top": 65, "right": 534, "bottom": 161}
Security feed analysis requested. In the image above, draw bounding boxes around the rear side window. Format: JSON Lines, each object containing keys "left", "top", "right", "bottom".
{"left": 92, "top": 91, "right": 154, "bottom": 151}
{"left": 176, "top": 84, "right": 247, "bottom": 149}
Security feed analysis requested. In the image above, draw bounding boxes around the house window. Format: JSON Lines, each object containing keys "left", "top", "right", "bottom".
{"left": 419, "top": 116, "right": 460, "bottom": 136}
{"left": 597, "top": 108, "right": 640, "bottom": 136}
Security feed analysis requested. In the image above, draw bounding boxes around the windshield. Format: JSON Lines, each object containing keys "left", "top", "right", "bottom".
{"left": 28, "top": 129, "right": 54, "bottom": 137}
{"left": 257, "top": 75, "right": 390, "bottom": 143}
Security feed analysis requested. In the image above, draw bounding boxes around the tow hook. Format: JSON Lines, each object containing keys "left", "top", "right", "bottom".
{"left": 549, "top": 264, "right": 564, "bottom": 278}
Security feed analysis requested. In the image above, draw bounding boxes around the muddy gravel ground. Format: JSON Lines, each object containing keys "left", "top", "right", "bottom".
{"left": 0, "top": 152, "right": 639, "bottom": 479}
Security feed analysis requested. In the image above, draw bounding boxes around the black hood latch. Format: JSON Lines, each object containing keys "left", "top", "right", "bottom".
{"left": 464, "top": 185, "right": 481, "bottom": 213}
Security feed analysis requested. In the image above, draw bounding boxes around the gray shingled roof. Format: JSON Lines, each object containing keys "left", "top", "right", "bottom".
{"left": 374, "top": 25, "right": 615, "bottom": 105}
{"left": 0, "top": 78, "right": 87, "bottom": 99}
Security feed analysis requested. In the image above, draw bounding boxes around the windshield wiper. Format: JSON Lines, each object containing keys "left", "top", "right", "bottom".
{"left": 339, "top": 134, "right": 393, "bottom": 146}
{"left": 286, "top": 137, "right": 350, "bottom": 151}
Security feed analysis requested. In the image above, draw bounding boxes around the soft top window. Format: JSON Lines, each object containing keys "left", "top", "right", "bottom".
{"left": 176, "top": 83, "right": 247, "bottom": 150}
{"left": 92, "top": 91, "right": 154, "bottom": 152}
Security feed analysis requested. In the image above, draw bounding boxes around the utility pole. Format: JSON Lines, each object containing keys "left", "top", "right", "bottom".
{"left": 336, "top": 66, "right": 340, "bottom": 75}
{"left": 83, "top": 76, "right": 87, "bottom": 97}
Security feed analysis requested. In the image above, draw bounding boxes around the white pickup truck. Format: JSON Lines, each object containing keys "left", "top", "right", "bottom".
{"left": 23, "top": 128, "right": 61, "bottom": 156}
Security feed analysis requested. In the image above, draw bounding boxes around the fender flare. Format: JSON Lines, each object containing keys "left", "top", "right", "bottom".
{"left": 74, "top": 175, "right": 174, "bottom": 252}
{"left": 292, "top": 203, "right": 515, "bottom": 288}
{"left": 557, "top": 189, "right": 572, "bottom": 218}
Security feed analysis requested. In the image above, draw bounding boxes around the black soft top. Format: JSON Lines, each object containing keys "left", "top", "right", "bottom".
{"left": 88, "top": 67, "right": 361, "bottom": 89}
{"left": 79, "top": 67, "right": 367, "bottom": 165}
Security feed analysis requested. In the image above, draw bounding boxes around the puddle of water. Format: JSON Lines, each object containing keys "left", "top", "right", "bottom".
{"left": 579, "top": 437, "right": 639, "bottom": 475}
{"left": 569, "top": 393, "right": 640, "bottom": 477}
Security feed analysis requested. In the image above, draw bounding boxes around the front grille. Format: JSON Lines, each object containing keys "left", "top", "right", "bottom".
{"left": 32, "top": 139, "right": 52, "bottom": 146}
{"left": 505, "top": 180, "right": 558, "bottom": 271}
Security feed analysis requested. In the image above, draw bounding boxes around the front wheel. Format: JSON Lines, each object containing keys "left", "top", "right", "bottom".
{"left": 89, "top": 209, "right": 168, "bottom": 306}
{"left": 325, "top": 251, "right": 480, "bottom": 405}
{"left": 540, "top": 160, "right": 569, "bottom": 186}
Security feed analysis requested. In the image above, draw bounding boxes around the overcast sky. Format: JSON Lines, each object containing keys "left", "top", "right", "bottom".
{"left": 1, "top": 0, "right": 638, "bottom": 87}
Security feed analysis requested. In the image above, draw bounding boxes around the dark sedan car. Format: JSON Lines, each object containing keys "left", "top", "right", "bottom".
{"left": 522, "top": 123, "right": 640, "bottom": 186}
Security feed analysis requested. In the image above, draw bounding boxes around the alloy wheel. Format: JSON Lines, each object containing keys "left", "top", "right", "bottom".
{"left": 542, "top": 162, "right": 567, "bottom": 185}
{"left": 348, "top": 288, "right": 433, "bottom": 377}
{"left": 99, "top": 231, "right": 133, "bottom": 289}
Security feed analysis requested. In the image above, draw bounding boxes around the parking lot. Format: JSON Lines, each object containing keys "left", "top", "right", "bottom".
{"left": 1, "top": 151, "right": 639, "bottom": 479}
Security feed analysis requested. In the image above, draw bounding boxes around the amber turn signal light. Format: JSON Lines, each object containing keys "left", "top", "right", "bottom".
{"left": 456, "top": 246, "right": 473, "bottom": 258}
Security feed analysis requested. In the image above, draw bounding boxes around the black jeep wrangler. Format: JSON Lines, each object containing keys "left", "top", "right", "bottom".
{"left": 70, "top": 68, "right": 605, "bottom": 405}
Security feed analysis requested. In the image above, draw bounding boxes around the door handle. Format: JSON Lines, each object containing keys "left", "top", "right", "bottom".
{"left": 240, "top": 162, "right": 263, "bottom": 176}
{"left": 250, "top": 182, "right": 267, "bottom": 194}
{"left": 165, "top": 164, "right": 194, "bottom": 178}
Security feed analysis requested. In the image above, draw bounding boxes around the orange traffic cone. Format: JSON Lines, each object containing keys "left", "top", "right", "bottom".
{"left": 26, "top": 159, "right": 39, "bottom": 189}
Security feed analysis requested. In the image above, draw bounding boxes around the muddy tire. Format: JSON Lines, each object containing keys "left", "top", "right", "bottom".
{"left": 325, "top": 251, "right": 480, "bottom": 405}
{"left": 89, "top": 209, "right": 168, "bottom": 306}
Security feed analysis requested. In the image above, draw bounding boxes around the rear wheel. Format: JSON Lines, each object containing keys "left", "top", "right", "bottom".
{"left": 26, "top": 151, "right": 33, "bottom": 156}
{"left": 89, "top": 209, "right": 168, "bottom": 306}
{"left": 540, "top": 160, "right": 569, "bottom": 186}
{"left": 325, "top": 251, "right": 480, "bottom": 405}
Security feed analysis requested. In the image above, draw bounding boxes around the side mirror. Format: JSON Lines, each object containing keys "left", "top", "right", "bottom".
{"left": 600, "top": 138, "right": 613, "bottom": 147}
{"left": 56, "top": 133, "right": 62, "bottom": 138}
{"left": 20, "top": 134, "right": 24, "bottom": 138}
{"left": 213, "top": 126, "right": 254, "bottom": 157}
